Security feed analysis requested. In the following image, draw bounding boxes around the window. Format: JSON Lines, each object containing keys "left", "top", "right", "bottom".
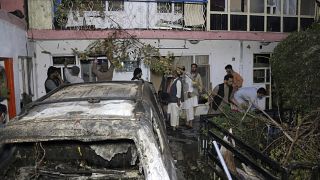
{"left": 211, "top": 0, "right": 226, "bottom": 11}
{"left": 18, "top": 57, "right": 35, "bottom": 109}
{"left": 52, "top": 56, "right": 77, "bottom": 81}
{"left": 210, "top": 14, "right": 228, "bottom": 30}
{"left": 250, "top": 0, "right": 264, "bottom": 13}
{"left": 108, "top": 0, "right": 124, "bottom": 11}
{"left": 80, "top": 58, "right": 97, "bottom": 83}
{"left": 209, "top": 0, "right": 315, "bottom": 32}
{"left": 157, "top": 2, "right": 172, "bottom": 13}
{"left": 82, "top": 0, "right": 106, "bottom": 11}
{"left": 283, "top": 0, "right": 297, "bottom": 15}
{"left": 300, "top": 0, "right": 315, "bottom": 16}
{"left": 174, "top": 3, "right": 183, "bottom": 14}
{"left": 253, "top": 54, "right": 272, "bottom": 109}
{"left": 231, "top": 15, "right": 247, "bottom": 31}
{"left": 196, "top": 55, "right": 210, "bottom": 93}
{"left": 231, "top": 0, "right": 247, "bottom": 12}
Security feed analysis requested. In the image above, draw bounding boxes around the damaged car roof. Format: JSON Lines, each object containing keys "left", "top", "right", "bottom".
{"left": 0, "top": 81, "right": 177, "bottom": 180}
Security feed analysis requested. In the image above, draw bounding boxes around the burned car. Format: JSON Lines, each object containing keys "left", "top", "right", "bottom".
{"left": 0, "top": 81, "right": 177, "bottom": 179}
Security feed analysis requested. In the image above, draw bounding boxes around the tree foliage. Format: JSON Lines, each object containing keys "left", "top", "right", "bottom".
{"left": 270, "top": 24, "right": 320, "bottom": 111}
{"left": 72, "top": 30, "right": 174, "bottom": 73}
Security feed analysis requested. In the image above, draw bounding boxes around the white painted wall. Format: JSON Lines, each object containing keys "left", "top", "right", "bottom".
{"left": 32, "top": 39, "right": 279, "bottom": 109}
{"left": 66, "top": 2, "right": 183, "bottom": 29}
{"left": 0, "top": 12, "right": 28, "bottom": 114}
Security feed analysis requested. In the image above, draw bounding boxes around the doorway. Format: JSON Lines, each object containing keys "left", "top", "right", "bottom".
{"left": 0, "top": 58, "right": 16, "bottom": 119}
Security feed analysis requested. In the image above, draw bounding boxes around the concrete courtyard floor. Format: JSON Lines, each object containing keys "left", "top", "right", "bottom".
{"left": 165, "top": 116, "right": 213, "bottom": 180}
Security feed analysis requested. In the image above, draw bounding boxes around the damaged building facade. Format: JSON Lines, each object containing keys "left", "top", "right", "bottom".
{"left": 0, "top": 0, "right": 319, "bottom": 116}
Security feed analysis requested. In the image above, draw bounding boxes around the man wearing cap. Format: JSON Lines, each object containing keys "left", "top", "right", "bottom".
{"left": 167, "top": 69, "right": 183, "bottom": 131}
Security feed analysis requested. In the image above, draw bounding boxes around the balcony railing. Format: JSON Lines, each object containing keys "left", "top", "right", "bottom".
{"left": 53, "top": 1, "right": 207, "bottom": 31}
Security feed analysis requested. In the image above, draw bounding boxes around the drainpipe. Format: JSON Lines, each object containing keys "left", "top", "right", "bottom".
{"left": 240, "top": 41, "right": 244, "bottom": 76}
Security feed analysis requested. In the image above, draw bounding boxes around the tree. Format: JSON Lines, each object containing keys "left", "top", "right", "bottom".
{"left": 270, "top": 24, "right": 320, "bottom": 112}
{"left": 72, "top": 30, "right": 174, "bottom": 74}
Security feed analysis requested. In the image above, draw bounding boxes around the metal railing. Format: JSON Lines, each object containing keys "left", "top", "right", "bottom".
{"left": 200, "top": 114, "right": 320, "bottom": 180}
{"left": 53, "top": 1, "right": 207, "bottom": 31}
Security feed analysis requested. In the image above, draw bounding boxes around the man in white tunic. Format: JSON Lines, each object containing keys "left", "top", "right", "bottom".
{"left": 64, "top": 63, "right": 84, "bottom": 83}
{"left": 181, "top": 67, "right": 197, "bottom": 128}
{"left": 234, "top": 87, "right": 267, "bottom": 111}
{"left": 167, "top": 70, "right": 182, "bottom": 131}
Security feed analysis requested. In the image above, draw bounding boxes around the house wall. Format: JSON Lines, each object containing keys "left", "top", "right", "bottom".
{"left": 66, "top": 1, "right": 183, "bottom": 29}
{"left": 32, "top": 39, "right": 278, "bottom": 105}
{"left": 0, "top": 9, "right": 28, "bottom": 115}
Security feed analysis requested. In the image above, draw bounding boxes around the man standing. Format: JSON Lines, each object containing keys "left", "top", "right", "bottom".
{"left": 167, "top": 69, "right": 182, "bottom": 131}
{"left": 92, "top": 59, "right": 114, "bottom": 81}
{"left": 131, "top": 67, "right": 144, "bottom": 82}
{"left": 181, "top": 66, "right": 196, "bottom": 128}
{"left": 45, "top": 66, "right": 63, "bottom": 93}
{"left": 64, "top": 63, "right": 84, "bottom": 83}
{"left": 234, "top": 87, "right": 267, "bottom": 111}
{"left": 209, "top": 74, "right": 234, "bottom": 114}
{"left": 225, "top": 64, "right": 243, "bottom": 91}
{"left": 191, "top": 63, "right": 203, "bottom": 97}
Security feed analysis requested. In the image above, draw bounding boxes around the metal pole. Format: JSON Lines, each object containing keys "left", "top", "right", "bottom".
{"left": 213, "top": 141, "right": 233, "bottom": 180}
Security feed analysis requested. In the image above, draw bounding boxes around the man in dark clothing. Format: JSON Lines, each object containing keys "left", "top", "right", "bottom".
{"left": 45, "top": 66, "right": 63, "bottom": 93}
{"left": 209, "top": 74, "right": 234, "bottom": 114}
{"left": 167, "top": 69, "right": 183, "bottom": 130}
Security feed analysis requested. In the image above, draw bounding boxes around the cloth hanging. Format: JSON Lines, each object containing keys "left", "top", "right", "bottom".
{"left": 184, "top": 4, "right": 205, "bottom": 26}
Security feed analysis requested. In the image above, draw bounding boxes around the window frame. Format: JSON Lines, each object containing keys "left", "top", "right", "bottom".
{"left": 253, "top": 53, "right": 272, "bottom": 109}
{"left": 107, "top": 0, "right": 125, "bottom": 12}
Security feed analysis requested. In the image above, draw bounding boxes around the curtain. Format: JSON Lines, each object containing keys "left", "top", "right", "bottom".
{"left": 184, "top": 4, "right": 205, "bottom": 26}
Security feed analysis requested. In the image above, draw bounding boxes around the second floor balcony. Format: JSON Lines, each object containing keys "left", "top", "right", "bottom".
{"left": 44, "top": 0, "right": 207, "bottom": 31}
{"left": 27, "top": 0, "right": 318, "bottom": 33}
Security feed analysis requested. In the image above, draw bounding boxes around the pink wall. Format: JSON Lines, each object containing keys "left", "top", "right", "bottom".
{"left": 28, "top": 29, "right": 289, "bottom": 42}
{"left": 0, "top": 0, "right": 24, "bottom": 14}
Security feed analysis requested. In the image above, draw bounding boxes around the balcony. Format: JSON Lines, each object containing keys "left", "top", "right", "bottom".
{"left": 51, "top": 0, "right": 207, "bottom": 31}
